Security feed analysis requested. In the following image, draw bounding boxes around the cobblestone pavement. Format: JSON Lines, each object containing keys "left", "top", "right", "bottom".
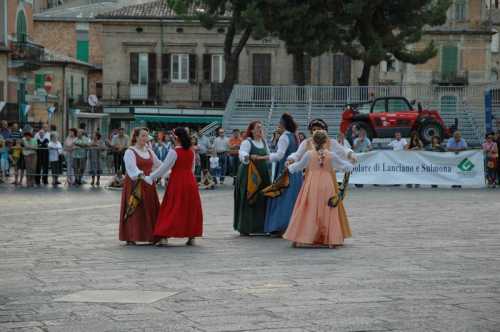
{"left": 1, "top": 185, "right": 500, "bottom": 332}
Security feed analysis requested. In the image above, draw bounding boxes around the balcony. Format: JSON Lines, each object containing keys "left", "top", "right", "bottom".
{"left": 9, "top": 40, "right": 44, "bottom": 70}
{"left": 432, "top": 70, "right": 468, "bottom": 86}
{"left": 102, "top": 81, "right": 159, "bottom": 105}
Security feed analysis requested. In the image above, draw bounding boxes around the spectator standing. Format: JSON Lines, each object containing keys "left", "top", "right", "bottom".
{"left": 34, "top": 125, "right": 50, "bottom": 186}
{"left": 74, "top": 129, "right": 91, "bottom": 185}
{"left": 228, "top": 129, "right": 242, "bottom": 184}
{"left": 197, "top": 132, "right": 211, "bottom": 175}
{"left": 22, "top": 131, "right": 38, "bottom": 188}
{"left": 89, "top": 132, "right": 106, "bottom": 186}
{"left": 10, "top": 123, "right": 22, "bottom": 141}
{"left": 483, "top": 132, "right": 498, "bottom": 188}
{"left": 47, "top": 133, "right": 62, "bottom": 186}
{"left": 0, "top": 139, "right": 8, "bottom": 183}
{"left": 352, "top": 129, "right": 372, "bottom": 153}
{"left": 446, "top": 131, "right": 467, "bottom": 153}
{"left": 213, "top": 128, "right": 230, "bottom": 184}
{"left": 406, "top": 131, "right": 423, "bottom": 151}
{"left": 191, "top": 136, "right": 201, "bottom": 183}
{"left": 0, "top": 120, "right": 11, "bottom": 140}
{"left": 10, "top": 139, "right": 24, "bottom": 185}
{"left": 64, "top": 128, "right": 78, "bottom": 185}
{"left": 209, "top": 152, "right": 221, "bottom": 185}
{"left": 111, "top": 128, "right": 129, "bottom": 175}
{"left": 388, "top": 132, "right": 408, "bottom": 151}
{"left": 153, "top": 132, "right": 171, "bottom": 162}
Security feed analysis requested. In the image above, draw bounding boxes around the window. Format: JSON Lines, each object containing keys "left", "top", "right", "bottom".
{"left": 171, "top": 54, "right": 189, "bottom": 82}
{"left": 211, "top": 54, "right": 225, "bottom": 83}
{"left": 372, "top": 99, "right": 386, "bottom": 113}
{"left": 81, "top": 77, "right": 85, "bottom": 97}
{"left": 492, "top": 31, "right": 499, "bottom": 53}
{"left": 76, "top": 24, "right": 89, "bottom": 62}
{"left": 0, "top": 81, "right": 4, "bottom": 101}
{"left": 388, "top": 99, "right": 411, "bottom": 113}
{"left": 441, "top": 45, "right": 458, "bottom": 79}
{"left": 333, "top": 54, "right": 351, "bottom": 86}
{"left": 138, "top": 53, "right": 149, "bottom": 85}
{"left": 455, "top": 0, "right": 467, "bottom": 21}
{"left": 35, "top": 74, "right": 44, "bottom": 90}
{"left": 70, "top": 76, "right": 74, "bottom": 98}
{"left": 16, "top": 10, "right": 27, "bottom": 42}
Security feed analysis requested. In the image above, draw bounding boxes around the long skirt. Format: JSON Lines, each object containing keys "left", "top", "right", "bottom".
{"left": 264, "top": 172, "right": 303, "bottom": 233}
{"left": 119, "top": 177, "right": 160, "bottom": 242}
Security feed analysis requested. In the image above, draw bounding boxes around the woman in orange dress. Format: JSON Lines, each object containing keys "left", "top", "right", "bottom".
{"left": 284, "top": 130, "right": 354, "bottom": 248}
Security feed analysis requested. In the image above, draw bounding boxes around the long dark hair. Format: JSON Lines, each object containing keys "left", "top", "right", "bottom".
{"left": 130, "top": 127, "right": 148, "bottom": 146}
{"left": 280, "top": 113, "right": 297, "bottom": 133}
{"left": 174, "top": 127, "right": 192, "bottom": 150}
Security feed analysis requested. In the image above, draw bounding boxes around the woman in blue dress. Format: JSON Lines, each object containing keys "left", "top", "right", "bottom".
{"left": 264, "top": 113, "right": 303, "bottom": 235}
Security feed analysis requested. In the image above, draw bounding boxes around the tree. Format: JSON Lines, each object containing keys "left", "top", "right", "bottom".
{"left": 337, "top": 0, "right": 452, "bottom": 85}
{"left": 168, "top": 0, "right": 267, "bottom": 100}
{"left": 262, "top": 0, "right": 347, "bottom": 86}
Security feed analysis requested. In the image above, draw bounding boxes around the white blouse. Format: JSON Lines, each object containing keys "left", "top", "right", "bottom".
{"left": 124, "top": 146, "right": 162, "bottom": 180}
{"left": 288, "top": 150, "right": 354, "bottom": 174}
{"left": 288, "top": 138, "right": 354, "bottom": 163}
{"left": 238, "top": 139, "right": 270, "bottom": 164}
{"left": 146, "top": 147, "right": 196, "bottom": 184}
{"left": 269, "top": 131, "right": 290, "bottom": 163}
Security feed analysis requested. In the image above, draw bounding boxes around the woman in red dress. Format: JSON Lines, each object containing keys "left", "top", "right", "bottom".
{"left": 145, "top": 127, "right": 203, "bottom": 246}
{"left": 119, "top": 128, "right": 161, "bottom": 245}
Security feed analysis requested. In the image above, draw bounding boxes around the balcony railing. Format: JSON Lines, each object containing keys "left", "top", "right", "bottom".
{"left": 10, "top": 40, "right": 44, "bottom": 64}
{"left": 102, "top": 81, "right": 159, "bottom": 103}
{"left": 432, "top": 70, "right": 468, "bottom": 86}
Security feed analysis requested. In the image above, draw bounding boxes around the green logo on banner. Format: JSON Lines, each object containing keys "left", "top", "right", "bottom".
{"left": 457, "top": 158, "right": 474, "bottom": 172}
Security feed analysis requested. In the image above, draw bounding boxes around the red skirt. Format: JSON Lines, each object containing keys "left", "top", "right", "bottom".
{"left": 154, "top": 170, "right": 203, "bottom": 238}
{"left": 119, "top": 177, "right": 160, "bottom": 242}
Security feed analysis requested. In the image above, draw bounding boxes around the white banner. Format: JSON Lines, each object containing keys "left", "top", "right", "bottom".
{"left": 342, "top": 150, "right": 485, "bottom": 187}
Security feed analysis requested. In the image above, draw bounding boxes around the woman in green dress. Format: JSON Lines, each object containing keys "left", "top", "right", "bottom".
{"left": 233, "top": 121, "right": 271, "bottom": 235}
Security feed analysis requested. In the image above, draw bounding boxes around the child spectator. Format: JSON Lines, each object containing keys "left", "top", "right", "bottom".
{"left": 10, "top": 139, "right": 24, "bottom": 186}
{"left": 483, "top": 132, "right": 498, "bottom": 188}
{"left": 388, "top": 132, "right": 407, "bottom": 151}
{"left": 209, "top": 152, "right": 220, "bottom": 185}
{"left": 108, "top": 170, "right": 124, "bottom": 188}
{"left": 406, "top": 131, "right": 423, "bottom": 150}
{"left": 200, "top": 169, "right": 215, "bottom": 190}
{"left": 48, "top": 133, "right": 62, "bottom": 186}
{"left": 22, "top": 131, "right": 38, "bottom": 188}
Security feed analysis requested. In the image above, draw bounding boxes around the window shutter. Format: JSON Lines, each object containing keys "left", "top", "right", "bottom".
{"left": 130, "top": 53, "right": 138, "bottom": 84}
{"left": 76, "top": 40, "right": 89, "bottom": 62}
{"left": 189, "top": 54, "right": 197, "bottom": 83}
{"left": 203, "top": 54, "right": 211, "bottom": 82}
{"left": 148, "top": 53, "right": 157, "bottom": 99}
{"left": 161, "top": 53, "right": 171, "bottom": 83}
{"left": 35, "top": 74, "right": 44, "bottom": 89}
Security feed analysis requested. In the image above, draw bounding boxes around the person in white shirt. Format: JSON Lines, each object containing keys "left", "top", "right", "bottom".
{"left": 209, "top": 152, "right": 220, "bottom": 184}
{"left": 388, "top": 132, "right": 407, "bottom": 151}
{"left": 197, "top": 133, "right": 211, "bottom": 172}
{"left": 47, "top": 133, "right": 62, "bottom": 186}
{"left": 212, "top": 127, "right": 230, "bottom": 184}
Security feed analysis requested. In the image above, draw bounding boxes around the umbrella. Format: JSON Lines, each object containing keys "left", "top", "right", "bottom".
{"left": 261, "top": 168, "right": 290, "bottom": 198}
{"left": 328, "top": 172, "right": 351, "bottom": 208}
{"left": 123, "top": 178, "right": 143, "bottom": 222}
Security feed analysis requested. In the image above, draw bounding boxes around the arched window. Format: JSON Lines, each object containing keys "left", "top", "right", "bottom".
{"left": 16, "top": 10, "right": 27, "bottom": 42}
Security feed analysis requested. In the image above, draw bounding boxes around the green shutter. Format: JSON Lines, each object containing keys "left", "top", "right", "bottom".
{"left": 35, "top": 74, "right": 44, "bottom": 89}
{"left": 441, "top": 46, "right": 458, "bottom": 79}
{"left": 16, "top": 11, "right": 27, "bottom": 42}
{"left": 76, "top": 40, "right": 89, "bottom": 62}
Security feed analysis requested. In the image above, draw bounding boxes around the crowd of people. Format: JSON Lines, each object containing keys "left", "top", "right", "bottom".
{"left": 1, "top": 118, "right": 500, "bottom": 189}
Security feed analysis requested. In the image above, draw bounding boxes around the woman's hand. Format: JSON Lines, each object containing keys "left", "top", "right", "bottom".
{"left": 250, "top": 155, "right": 258, "bottom": 161}
{"left": 285, "top": 159, "right": 295, "bottom": 167}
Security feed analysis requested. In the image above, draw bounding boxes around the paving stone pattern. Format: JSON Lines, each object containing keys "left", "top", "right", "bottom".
{"left": 0, "top": 186, "right": 500, "bottom": 332}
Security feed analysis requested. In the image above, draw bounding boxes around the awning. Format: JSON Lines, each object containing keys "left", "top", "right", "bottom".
{"left": 134, "top": 115, "right": 222, "bottom": 124}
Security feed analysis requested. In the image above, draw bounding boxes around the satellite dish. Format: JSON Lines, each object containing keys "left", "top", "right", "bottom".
{"left": 88, "top": 94, "right": 98, "bottom": 107}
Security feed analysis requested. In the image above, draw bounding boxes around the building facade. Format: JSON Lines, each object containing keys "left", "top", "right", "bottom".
{"left": 0, "top": 0, "right": 8, "bottom": 110}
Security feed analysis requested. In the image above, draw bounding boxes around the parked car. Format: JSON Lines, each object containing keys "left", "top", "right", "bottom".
{"left": 340, "top": 96, "right": 457, "bottom": 145}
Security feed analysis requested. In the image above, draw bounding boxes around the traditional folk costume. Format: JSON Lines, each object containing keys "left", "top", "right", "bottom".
{"left": 233, "top": 138, "right": 271, "bottom": 235}
{"left": 148, "top": 147, "right": 203, "bottom": 238}
{"left": 119, "top": 147, "right": 161, "bottom": 243}
{"left": 288, "top": 138, "right": 354, "bottom": 238}
{"left": 264, "top": 131, "right": 303, "bottom": 233}
{"left": 284, "top": 148, "right": 354, "bottom": 246}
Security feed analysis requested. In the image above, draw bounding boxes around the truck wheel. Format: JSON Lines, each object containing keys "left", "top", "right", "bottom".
{"left": 346, "top": 121, "right": 374, "bottom": 145}
{"left": 418, "top": 121, "right": 443, "bottom": 145}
